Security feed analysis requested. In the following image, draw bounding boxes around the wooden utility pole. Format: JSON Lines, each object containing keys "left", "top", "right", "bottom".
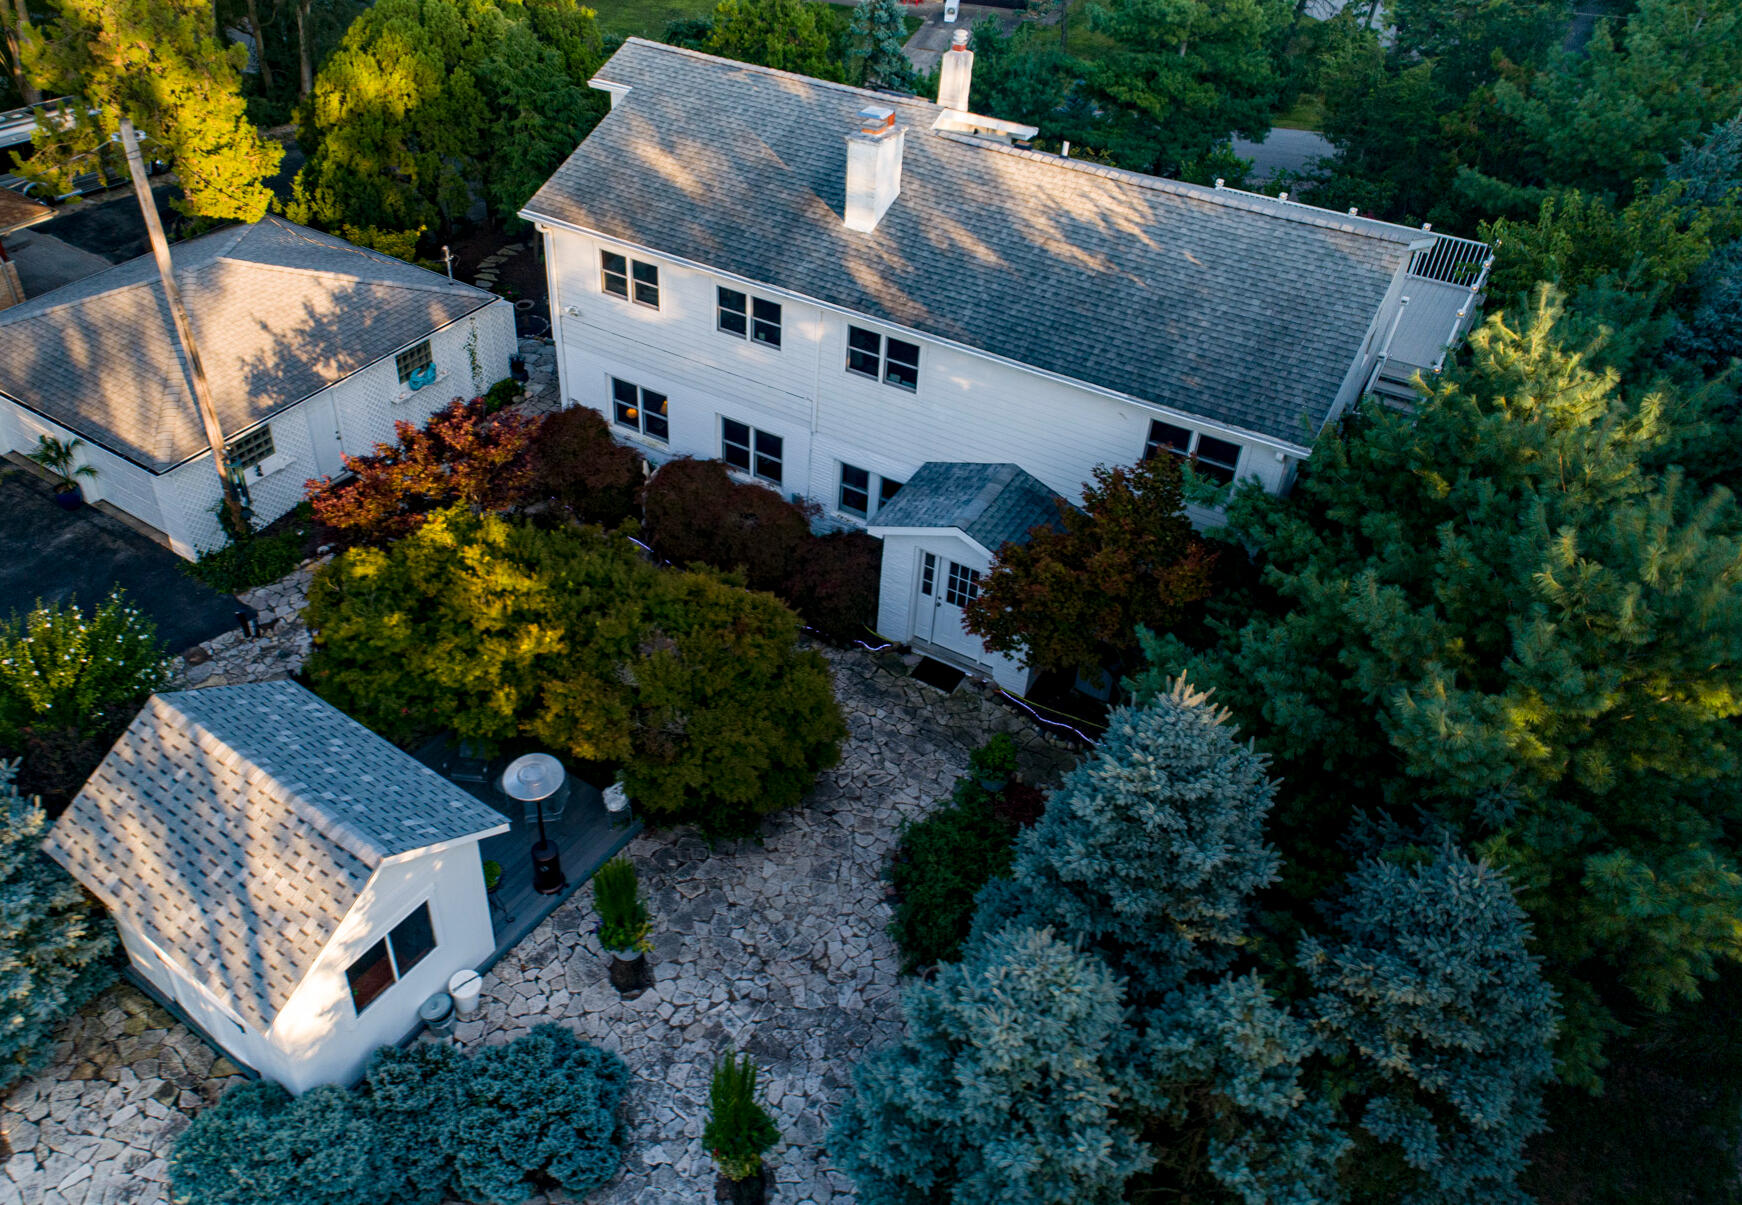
{"left": 118, "top": 116, "right": 248, "bottom": 534}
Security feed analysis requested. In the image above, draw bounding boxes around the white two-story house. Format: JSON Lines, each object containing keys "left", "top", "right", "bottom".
{"left": 521, "top": 37, "right": 1490, "bottom": 691}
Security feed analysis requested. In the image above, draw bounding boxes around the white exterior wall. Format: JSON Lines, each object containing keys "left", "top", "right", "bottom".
{"left": 874, "top": 530, "right": 1034, "bottom": 693}
{"left": 0, "top": 399, "right": 167, "bottom": 532}
{"left": 540, "top": 224, "right": 1301, "bottom": 524}
{"left": 155, "top": 302, "right": 517, "bottom": 557}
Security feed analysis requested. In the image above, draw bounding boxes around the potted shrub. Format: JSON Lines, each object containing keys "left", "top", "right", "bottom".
{"left": 969, "top": 732, "right": 1019, "bottom": 793}
{"left": 704, "top": 1048, "right": 780, "bottom": 1204}
{"left": 28, "top": 435, "right": 98, "bottom": 511}
{"left": 591, "top": 856, "right": 654, "bottom": 995}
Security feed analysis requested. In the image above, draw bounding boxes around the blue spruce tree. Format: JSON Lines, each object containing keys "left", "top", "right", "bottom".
{"left": 830, "top": 926, "right": 1152, "bottom": 1204}
{"left": 1300, "top": 844, "right": 1560, "bottom": 1205}
{"left": 0, "top": 762, "right": 115, "bottom": 1090}
{"left": 845, "top": 0, "right": 918, "bottom": 91}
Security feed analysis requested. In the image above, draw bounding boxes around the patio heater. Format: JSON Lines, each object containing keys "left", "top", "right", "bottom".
{"left": 500, "top": 753, "right": 567, "bottom": 895}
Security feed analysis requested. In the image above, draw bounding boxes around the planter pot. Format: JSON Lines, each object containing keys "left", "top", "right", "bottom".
{"left": 975, "top": 775, "right": 1007, "bottom": 793}
{"left": 608, "top": 952, "right": 654, "bottom": 997}
{"left": 52, "top": 486, "right": 83, "bottom": 512}
{"left": 510, "top": 355, "right": 528, "bottom": 382}
{"left": 714, "top": 1168, "right": 767, "bottom": 1205}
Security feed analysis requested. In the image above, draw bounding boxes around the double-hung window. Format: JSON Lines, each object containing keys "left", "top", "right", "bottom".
{"left": 1143, "top": 419, "right": 1242, "bottom": 485}
{"left": 345, "top": 902, "right": 437, "bottom": 1015}
{"left": 838, "top": 463, "right": 905, "bottom": 520}
{"left": 612, "top": 378, "right": 669, "bottom": 442}
{"left": 718, "top": 288, "right": 783, "bottom": 348}
{"left": 846, "top": 326, "right": 920, "bottom": 391}
{"left": 601, "top": 250, "right": 660, "bottom": 308}
{"left": 722, "top": 418, "right": 782, "bottom": 485}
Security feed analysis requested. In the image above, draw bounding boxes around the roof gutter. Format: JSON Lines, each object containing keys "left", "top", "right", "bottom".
{"left": 518, "top": 209, "right": 1319, "bottom": 460}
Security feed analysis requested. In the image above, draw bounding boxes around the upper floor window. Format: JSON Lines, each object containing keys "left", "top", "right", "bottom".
{"left": 346, "top": 902, "right": 437, "bottom": 1015}
{"left": 846, "top": 326, "right": 919, "bottom": 392}
{"left": 722, "top": 418, "right": 782, "bottom": 485}
{"left": 395, "top": 339, "right": 433, "bottom": 385}
{"left": 718, "top": 288, "right": 783, "bottom": 348}
{"left": 1144, "top": 419, "right": 1242, "bottom": 486}
{"left": 612, "top": 377, "right": 669, "bottom": 443}
{"left": 225, "top": 425, "right": 275, "bottom": 472}
{"left": 602, "top": 250, "right": 660, "bottom": 308}
{"left": 838, "top": 463, "right": 904, "bottom": 520}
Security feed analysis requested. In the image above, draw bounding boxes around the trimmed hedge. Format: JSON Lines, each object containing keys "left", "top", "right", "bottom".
{"left": 529, "top": 405, "right": 643, "bottom": 528}
{"left": 169, "top": 1026, "right": 629, "bottom": 1205}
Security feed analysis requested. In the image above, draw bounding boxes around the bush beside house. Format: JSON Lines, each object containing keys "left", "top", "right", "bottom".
{"left": 169, "top": 1026, "right": 630, "bottom": 1205}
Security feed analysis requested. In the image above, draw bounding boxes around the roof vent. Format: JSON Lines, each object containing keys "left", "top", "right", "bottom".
{"left": 845, "top": 106, "right": 904, "bottom": 233}
{"left": 938, "top": 30, "right": 973, "bottom": 111}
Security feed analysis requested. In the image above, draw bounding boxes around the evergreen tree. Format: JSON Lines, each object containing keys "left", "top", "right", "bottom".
{"left": 0, "top": 761, "right": 115, "bottom": 1091}
{"left": 1135, "top": 294, "right": 1742, "bottom": 1085}
{"left": 1300, "top": 846, "right": 1559, "bottom": 1205}
{"left": 972, "top": 678, "right": 1282, "bottom": 999}
{"left": 830, "top": 926, "right": 1153, "bottom": 1205}
{"left": 1663, "top": 113, "right": 1742, "bottom": 369}
{"left": 23, "top": 0, "right": 283, "bottom": 221}
{"left": 845, "top": 0, "right": 915, "bottom": 91}
{"left": 705, "top": 0, "right": 839, "bottom": 79}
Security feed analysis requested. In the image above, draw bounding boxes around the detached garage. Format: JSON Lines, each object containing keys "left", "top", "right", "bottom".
{"left": 0, "top": 216, "right": 515, "bottom": 557}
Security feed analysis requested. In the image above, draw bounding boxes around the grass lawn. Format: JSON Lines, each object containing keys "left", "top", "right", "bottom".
{"left": 1272, "top": 92, "right": 1326, "bottom": 132}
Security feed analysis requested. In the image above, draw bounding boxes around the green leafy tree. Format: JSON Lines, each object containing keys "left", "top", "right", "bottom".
{"left": 705, "top": 0, "right": 839, "bottom": 78}
{"left": 845, "top": 0, "right": 915, "bottom": 90}
{"left": 0, "top": 589, "right": 169, "bottom": 745}
{"left": 1301, "top": 846, "right": 1559, "bottom": 1204}
{"left": 23, "top": 0, "right": 282, "bottom": 221}
{"left": 962, "top": 454, "right": 1215, "bottom": 677}
{"left": 830, "top": 925, "right": 1154, "bottom": 1205}
{"left": 1136, "top": 294, "right": 1742, "bottom": 1085}
{"left": 0, "top": 761, "right": 115, "bottom": 1090}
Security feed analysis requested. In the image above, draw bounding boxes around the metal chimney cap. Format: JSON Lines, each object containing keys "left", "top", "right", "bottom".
{"left": 500, "top": 752, "right": 566, "bottom": 802}
{"left": 950, "top": 29, "right": 970, "bottom": 48}
{"left": 858, "top": 105, "right": 896, "bottom": 134}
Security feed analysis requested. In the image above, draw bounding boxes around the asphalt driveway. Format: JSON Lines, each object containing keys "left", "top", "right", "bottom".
{"left": 0, "top": 465, "right": 240, "bottom": 653}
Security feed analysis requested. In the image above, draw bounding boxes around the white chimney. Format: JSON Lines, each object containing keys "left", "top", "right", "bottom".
{"left": 845, "top": 105, "right": 904, "bottom": 233}
{"left": 937, "top": 30, "right": 973, "bottom": 111}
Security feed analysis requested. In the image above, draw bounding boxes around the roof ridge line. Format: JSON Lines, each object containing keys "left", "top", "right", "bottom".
{"left": 210, "top": 254, "right": 496, "bottom": 300}
{"left": 606, "top": 37, "right": 937, "bottom": 110}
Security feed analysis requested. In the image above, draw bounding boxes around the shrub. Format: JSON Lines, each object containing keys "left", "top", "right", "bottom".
{"left": 887, "top": 780, "right": 1018, "bottom": 972}
{"left": 0, "top": 590, "right": 169, "bottom": 745}
{"left": 0, "top": 762, "right": 117, "bottom": 1091}
{"left": 640, "top": 458, "right": 811, "bottom": 594}
{"left": 304, "top": 507, "right": 843, "bottom": 835}
{"left": 185, "top": 513, "right": 311, "bottom": 594}
{"left": 483, "top": 377, "right": 521, "bottom": 414}
{"left": 969, "top": 732, "right": 1018, "bottom": 782}
{"left": 530, "top": 406, "right": 643, "bottom": 527}
{"left": 12, "top": 723, "right": 122, "bottom": 816}
{"left": 591, "top": 856, "right": 652, "bottom": 954}
{"left": 783, "top": 529, "right": 881, "bottom": 644}
{"left": 171, "top": 1027, "right": 629, "bottom": 1205}
{"left": 704, "top": 1048, "right": 781, "bottom": 1181}
{"left": 306, "top": 398, "right": 538, "bottom": 546}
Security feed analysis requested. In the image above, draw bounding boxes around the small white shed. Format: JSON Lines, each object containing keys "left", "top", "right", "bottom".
{"left": 869, "top": 462, "right": 1065, "bottom": 694}
{"left": 43, "top": 681, "right": 510, "bottom": 1094}
{"left": 0, "top": 216, "right": 516, "bottom": 558}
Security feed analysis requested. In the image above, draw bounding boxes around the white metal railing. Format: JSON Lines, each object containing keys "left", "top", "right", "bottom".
{"left": 1408, "top": 233, "right": 1490, "bottom": 285}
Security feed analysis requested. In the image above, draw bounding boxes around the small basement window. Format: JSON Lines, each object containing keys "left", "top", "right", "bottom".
{"left": 395, "top": 340, "right": 433, "bottom": 386}
{"left": 346, "top": 901, "right": 438, "bottom": 1015}
{"left": 225, "top": 425, "right": 275, "bottom": 471}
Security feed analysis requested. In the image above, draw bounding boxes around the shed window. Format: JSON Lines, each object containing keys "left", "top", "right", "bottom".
{"left": 920, "top": 551, "right": 936, "bottom": 596}
{"left": 345, "top": 901, "right": 438, "bottom": 1015}
{"left": 225, "top": 426, "right": 275, "bottom": 471}
{"left": 945, "top": 561, "right": 981, "bottom": 608}
{"left": 395, "top": 340, "right": 433, "bottom": 386}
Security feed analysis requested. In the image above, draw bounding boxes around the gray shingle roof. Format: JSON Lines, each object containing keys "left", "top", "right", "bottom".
{"left": 42, "top": 681, "right": 508, "bottom": 1030}
{"left": 871, "top": 462, "right": 1065, "bottom": 552}
{"left": 0, "top": 216, "right": 498, "bottom": 472}
{"left": 523, "top": 40, "right": 1420, "bottom": 450}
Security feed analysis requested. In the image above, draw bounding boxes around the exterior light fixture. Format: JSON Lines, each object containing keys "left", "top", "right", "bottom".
{"left": 500, "top": 752, "right": 568, "bottom": 895}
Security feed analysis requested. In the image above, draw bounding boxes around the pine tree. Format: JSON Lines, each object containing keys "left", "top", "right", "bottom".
{"left": 829, "top": 926, "right": 1153, "bottom": 1205}
{"left": 0, "top": 761, "right": 116, "bottom": 1091}
{"left": 845, "top": 0, "right": 915, "bottom": 91}
{"left": 1300, "top": 846, "right": 1559, "bottom": 1205}
{"left": 24, "top": 0, "right": 282, "bottom": 221}
{"left": 1135, "top": 293, "right": 1742, "bottom": 1085}
{"left": 972, "top": 678, "right": 1282, "bottom": 999}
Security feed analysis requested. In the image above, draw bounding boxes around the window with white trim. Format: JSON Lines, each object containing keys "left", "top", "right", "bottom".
{"left": 395, "top": 339, "right": 433, "bottom": 385}
{"left": 945, "top": 561, "right": 981, "bottom": 608}
{"left": 345, "top": 902, "right": 437, "bottom": 1015}
{"left": 225, "top": 425, "right": 275, "bottom": 471}
{"left": 601, "top": 250, "right": 660, "bottom": 308}
{"left": 920, "top": 551, "right": 936, "bottom": 596}
{"left": 722, "top": 418, "right": 782, "bottom": 484}
{"left": 612, "top": 378, "right": 669, "bottom": 442}
{"left": 718, "top": 287, "right": 782, "bottom": 348}
{"left": 1143, "top": 419, "right": 1242, "bottom": 485}
{"left": 838, "top": 463, "right": 904, "bottom": 520}
{"left": 846, "top": 326, "right": 920, "bottom": 391}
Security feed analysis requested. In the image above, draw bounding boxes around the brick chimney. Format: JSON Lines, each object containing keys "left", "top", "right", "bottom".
{"left": 845, "top": 105, "right": 904, "bottom": 233}
{"left": 937, "top": 30, "right": 973, "bottom": 111}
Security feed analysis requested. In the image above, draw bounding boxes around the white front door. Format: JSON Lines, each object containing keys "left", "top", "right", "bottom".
{"left": 911, "top": 549, "right": 986, "bottom": 664}
{"left": 308, "top": 394, "right": 348, "bottom": 480}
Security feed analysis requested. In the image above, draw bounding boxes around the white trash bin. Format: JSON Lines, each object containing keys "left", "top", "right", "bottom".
{"left": 448, "top": 969, "right": 484, "bottom": 1018}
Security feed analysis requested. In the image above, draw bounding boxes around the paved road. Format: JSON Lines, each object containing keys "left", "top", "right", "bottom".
{"left": 0, "top": 466, "right": 240, "bottom": 653}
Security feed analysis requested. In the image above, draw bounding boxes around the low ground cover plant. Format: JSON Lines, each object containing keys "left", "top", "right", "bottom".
{"left": 185, "top": 503, "right": 316, "bottom": 594}
{"left": 169, "top": 1025, "right": 629, "bottom": 1205}
{"left": 304, "top": 507, "right": 843, "bottom": 836}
